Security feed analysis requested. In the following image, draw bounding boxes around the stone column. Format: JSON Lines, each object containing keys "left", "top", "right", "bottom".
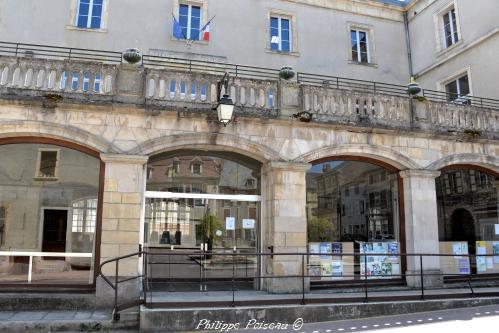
{"left": 400, "top": 169, "right": 442, "bottom": 287}
{"left": 96, "top": 154, "right": 148, "bottom": 307}
{"left": 261, "top": 161, "right": 311, "bottom": 293}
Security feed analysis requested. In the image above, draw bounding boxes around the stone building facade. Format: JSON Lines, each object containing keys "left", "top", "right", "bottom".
{"left": 0, "top": 0, "right": 498, "bottom": 304}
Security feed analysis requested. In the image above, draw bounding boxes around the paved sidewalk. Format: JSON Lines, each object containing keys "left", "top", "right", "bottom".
{"left": 0, "top": 309, "right": 137, "bottom": 333}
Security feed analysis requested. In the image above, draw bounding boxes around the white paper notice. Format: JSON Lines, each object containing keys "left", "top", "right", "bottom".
{"left": 495, "top": 224, "right": 499, "bottom": 235}
{"left": 477, "top": 247, "right": 487, "bottom": 255}
{"left": 225, "top": 217, "right": 236, "bottom": 230}
{"left": 242, "top": 219, "right": 255, "bottom": 229}
{"left": 486, "top": 258, "right": 494, "bottom": 269}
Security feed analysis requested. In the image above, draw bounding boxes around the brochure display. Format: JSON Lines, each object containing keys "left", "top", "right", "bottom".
{"left": 308, "top": 242, "right": 354, "bottom": 281}
{"left": 475, "top": 241, "right": 499, "bottom": 274}
{"left": 439, "top": 242, "right": 470, "bottom": 275}
{"left": 359, "top": 242, "right": 401, "bottom": 279}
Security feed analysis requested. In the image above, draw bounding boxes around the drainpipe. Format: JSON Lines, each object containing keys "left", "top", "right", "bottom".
{"left": 403, "top": 11, "right": 414, "bottom": 77}
{"left": 403, "top": 11, "right": 415, "bottom": 127}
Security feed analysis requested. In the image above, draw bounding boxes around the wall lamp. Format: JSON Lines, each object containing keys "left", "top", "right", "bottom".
{"left": 214, "top": 72, "right": 235, "bottom": 126}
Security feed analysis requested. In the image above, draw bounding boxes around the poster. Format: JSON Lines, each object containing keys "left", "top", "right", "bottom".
{"left": 458, "top": 258, "right": 470, "bottom": 274}
{"left": 452, "top": 242, "right": 467, "bottom": 258}
{"left": 477, "top": 256, "right": 486, "bottom": 272}
{"left": 308, "top": 265, "right": 321, "bottom": 277}
{"left": 388, "top": 242, "right": 399, "bottom": 259}
{"left": 321, "top": 262, "right": 332, "bottom": 276}
{"left": 242, "top": 219, "right": 255, "bottom": 229}
{"left": 392, "top": 264, "right": 400, "bottom": 275}
{"left": 331, "top": 260, "right": 343, "bottom": 277}
{"left": 309, "top": 244, "right": 320, "bottom": 264}
{"left": 495, "top": 224, "right": 499, "bottom": 235}
{"left": 225, "top": 217, "right": 235, "bottom": 230}
{"left": 319, "top": 242, "right": 332, "bottom": 260}
{"left": 331, "top": 242, "right": 342, "bottom": 255}
{"left": 486, "top": 258, "right": 494, "bottom": 269}
{"left": 493, "top": 242, "right": 499, "bottom": 264}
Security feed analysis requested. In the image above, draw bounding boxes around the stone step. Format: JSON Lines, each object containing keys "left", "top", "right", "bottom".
{"left": 139, "top": 297, "right": 499, "bottom": 332}
{"left": 0, "top": 293, "right": 96, "bottom": 311}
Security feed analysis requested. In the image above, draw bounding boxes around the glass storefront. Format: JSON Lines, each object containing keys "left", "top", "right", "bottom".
{"left": 144, "top": 152, "right": 261, "bottom": 289}
{"left": 306, "top": 160, "right": 401, "bottom": 280}
{"left": 436, "top": 168, "right": 499, "bottom": 275}
{"left": 0, "top": 143, "right": 100, "bottom": 285}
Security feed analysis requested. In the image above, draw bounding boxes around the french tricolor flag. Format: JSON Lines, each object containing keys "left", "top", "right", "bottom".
{"left": 200, "top": 16, "right": 215, "bottom": 41}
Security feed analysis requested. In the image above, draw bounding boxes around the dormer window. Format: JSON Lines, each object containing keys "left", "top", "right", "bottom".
{"left": 191, "top": 162, "right": 202, "bottom": 175}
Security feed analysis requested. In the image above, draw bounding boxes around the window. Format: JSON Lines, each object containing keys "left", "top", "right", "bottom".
{"left": 82, "top": 72, "right": 90, "bottom": 92}
{"left": 351, "top": 29, "right": 370, "bottom": 63}
{"left": 178, "top": 4, "right": 201, "bottom": 40}
{"left": 60, "top": 71, "right": 68, "bottom": 90}
{"left": 270, "top": 16, "right": 290, "bottom": 52}
{"left": 445, "top": 74, "right": 470, "bottom": 101}
{"left": 442, "top": 8, "right": 459, "bottom": 48}
{"left": 191, "top": 162, "right": 202, "bottom": 175}
{"left": 71, "top": 72, "right": 79, "bottom": 91}
{"left": 72, "top": 198, "right": 97, "bottom": 233}
{"left": 76, "top": 0, "right": 103, "bottom": 29}
{"left": 36, "top": 150, "right": 59, "bottom": 178}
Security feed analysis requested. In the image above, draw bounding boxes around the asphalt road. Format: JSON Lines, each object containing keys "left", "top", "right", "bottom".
{"left": 219, "top": 304, "right": 499, "bottom": 333}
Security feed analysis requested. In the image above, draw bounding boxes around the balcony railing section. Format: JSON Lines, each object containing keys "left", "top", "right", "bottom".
{"left": 146, "top": 70, "right": 278, "bottom": 111}
{"left": 0, "top": 41, "right": 498, "bottom": 135}
{"left": 0, "top": 56, "right": 116, "bottom": 95}
{"left": 302, "top": 84, "right": 411, "bottom": 127}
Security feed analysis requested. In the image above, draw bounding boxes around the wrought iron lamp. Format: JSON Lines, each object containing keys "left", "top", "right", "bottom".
{"left": 215, "top": 72, "right": 235, "bottom": 126}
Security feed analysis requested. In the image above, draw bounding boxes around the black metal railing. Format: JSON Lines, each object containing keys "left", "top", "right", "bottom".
{"left": 100, "top": 250, "right": 499, "bottom": 321}
{"left": 2, "top": 41, "right": 499, "bottom": 111}
{"left": 0, "top": 41, "right": 122, "bottom": 63}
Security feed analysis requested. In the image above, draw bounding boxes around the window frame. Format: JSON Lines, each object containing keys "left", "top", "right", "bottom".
{"left": 438, "top": 67, "right": 473, "bottom": 101}
{"left": 351, "top": 29, "right": 370, "bottom": 64}
{"left": 68, "top": 0, "right": 108, "bottom": 32}
{"left": 266, "top": 9, "right": 298, "bottom": 56}
{"left": 270, "top": 16, "right": 291, "bottom": 53}
{"left": 347, "top": 22, "right": 376, "bottom": 66}
{"left": 34, "top": 148, "right": 60, "bottom": 180}
{"left": 172, "top": 0, "right": 209, "bottom": 43}
{"left": 434, "top": 1, "right": 462, "bottom": 53}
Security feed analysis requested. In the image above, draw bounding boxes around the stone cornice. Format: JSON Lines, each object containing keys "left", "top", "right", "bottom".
{"left": 281, "top": 0, "right": 405, "bottom": 22}
{"left": 100, "top": 154, "right": 149, "bottom": 165}
{"left": 264, "top": 161, "right": 312, "bottom": 172}
{"left": 399, "top": 169, "right": 441, "bottom": 179}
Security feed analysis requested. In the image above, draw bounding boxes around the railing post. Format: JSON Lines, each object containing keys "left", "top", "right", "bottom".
{"left": 189, "top": 60, "right": 192, "bottom": 73}
{"left": 28, "top": 255, "right": 33, "bottom": 284}
{"left": 113, "top": 260, "right": 119, "bottom": 321}
{"left": 480, "top": 97, "right": 483, "bottom": 108}
{"left": 14, "top": 43, "right": 19, "bottom": 57}
{"left": 468, "top": 255, "right": 474, "bottom": 296}
{"left": 364, "top": 254, "right": 368, "bottom": 302}
{"left": 420, "top": 255, "right": 425, "bottom": 300}
{"left": 301, "top": 254, "right": 305, "bottom": 305}
{"left": 373, "top": 82, "right": 376, "bottom": 93}
{"left": 232, "top": 249, "right": 236, "bottom": 307}
{"left": 68, "top": 48, "right": 72, "bottom": 61}
{"left": 336, "top": 77, "right": 340, "bottom": 89}
{"left": 235, "top": 65, "right": 238, "bottom": 77}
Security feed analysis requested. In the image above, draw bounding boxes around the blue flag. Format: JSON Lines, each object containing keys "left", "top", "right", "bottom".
{"left": 172, "top": 14, "right": 184, "bottom": 39}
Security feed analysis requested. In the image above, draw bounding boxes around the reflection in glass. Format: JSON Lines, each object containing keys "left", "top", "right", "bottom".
{"left": 0, "top": 143, "right": 100, "bottom": 285}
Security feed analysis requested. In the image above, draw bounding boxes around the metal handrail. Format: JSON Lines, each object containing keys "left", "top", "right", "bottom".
{"left": 99, "top": 249, "right": 499, "bottom": 321}
{"left": 2, "top": 41, "right": 499, "bottom": 111}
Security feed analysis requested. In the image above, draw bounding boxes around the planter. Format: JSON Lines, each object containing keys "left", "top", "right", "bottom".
{"left": 123, "top": 48, "right": 142, "bottom": 64}
{"left": 407, "top": 82, "right": 421, "bottom": 95}
{"left": 279, "top": 66, "right": 295, "bottom": 80}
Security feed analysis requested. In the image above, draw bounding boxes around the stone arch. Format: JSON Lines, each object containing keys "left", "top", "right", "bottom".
{"left": 0, "top": 120, "right": 120, "bottom": 154}
{"left": 131, "top": 132, "right": 282, "bottom": 162}
{"left": 295, "top": 144, "right": 420, "bottom": 170}
{"left": 427, "top": 153, "right": 499, "bottom": 175}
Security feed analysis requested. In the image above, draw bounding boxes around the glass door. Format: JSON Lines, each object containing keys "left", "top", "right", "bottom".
{"left": 144, "top": 192, "right": 260, "bottom": 291}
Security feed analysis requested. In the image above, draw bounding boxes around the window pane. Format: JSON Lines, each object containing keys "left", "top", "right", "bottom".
{"left": 179, "top": 4, "right": 189, "bottom": 16}
{"left": 77, "top": 15, "right": 88, "bottom": 28}
{"left": 191, "top": 6, "right": 201, "bottom": 18}
{"left": 445, "top": 80, "right": 458, "bottom": 101}
{"left": 190, "top": 28, "right": 200, "bottom": 40}
{"left": 281, "top": 40, "right": 290, "bottom": 52}
{"left": 82, "top": 72, "right": 89, "bottom": 92}
{"left": 93, "top": 74, "right": 101, "bottom": 92}
{"left": 281, "top": 19, "right": 289, "bottom": 31}
{"left": 39, "top": 151, "right": 58, "bottom": 177}
{"left": 71, "top": 72, "right": 79, "bottom": 91}
{"left": 270, "top": 17, "right": 279, "bottom": 29}
{"left": 92, "top": 3, "right": 102, "bottom": 17}
{"left": 458, "top": 75, "right": 470, "bottom": 96}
